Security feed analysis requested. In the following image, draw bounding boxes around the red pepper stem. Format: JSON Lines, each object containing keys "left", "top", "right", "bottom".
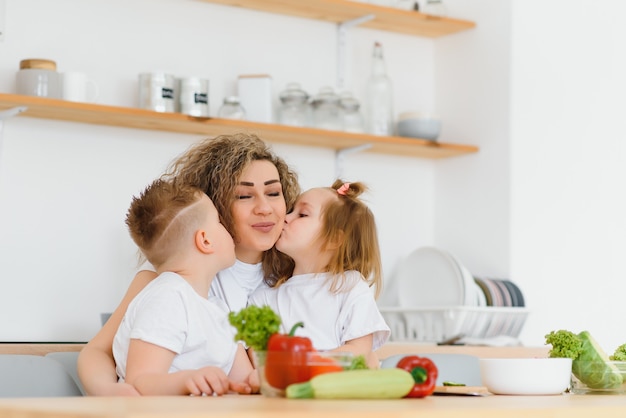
{"left": 288, "top": 322, "right": 305, "bottom": 337}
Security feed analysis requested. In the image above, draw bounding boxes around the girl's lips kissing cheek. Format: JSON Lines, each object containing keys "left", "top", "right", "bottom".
{"left": 251, "top": 222, "right": 275, "bottom": 233}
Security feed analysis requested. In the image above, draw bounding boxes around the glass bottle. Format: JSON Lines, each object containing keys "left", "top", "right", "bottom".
{"left": 339, "top": 91, "right": 364, "bottom": 133}
{"left": 217, "top": 96, "right": 246, "bottom": 120}
{"left": 278, "top": 82, "right": 309, "bottom": 127}
{"left": 310, "top": 86, "right": 342, "bottom": 131}
{"left": 365, "top": 42, "right": 394, "bottom": 136}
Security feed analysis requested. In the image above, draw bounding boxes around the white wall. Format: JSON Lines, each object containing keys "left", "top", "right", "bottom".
{"left": 3, "top": 0, "right": 621, "bottom": 353}
{"left": 511, "top": 0, "right": 626, "bottom": 350}
{"left": 435, "top": 0, "right": 512, "bottom": 276}
{"left": 0, "top": 0, "right": 438, "bottom": 341}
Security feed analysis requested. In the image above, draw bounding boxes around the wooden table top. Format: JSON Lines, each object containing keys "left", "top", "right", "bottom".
{"left": 1, "top": 393, "right": 626, "bottom": 418}
{"left": 0, "top": 342, "right": 551, "bottom": 358}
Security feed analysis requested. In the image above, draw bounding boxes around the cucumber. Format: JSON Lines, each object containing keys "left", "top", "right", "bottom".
{"left": 286, "top": 368, "right": 414, "bottom": 399}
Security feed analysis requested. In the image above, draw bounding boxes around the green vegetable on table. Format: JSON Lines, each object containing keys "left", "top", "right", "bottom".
{"left": 228, "top": 305, "right": 282, "bottom": 351}
{"left": 545, "top": 329, "right": 623, "bottom": 389}
{"left": 443, "top": 381, "right": 466, "bottom": 387}
{"left": 346, "top": 355, "right": 369, "bottom": 370}
{"left": 286, "top": 368, "right": 414, "bottom": 399}
{"left": 610, "top": 343, "right": 626, "bottom": 361}
{"left": 545, "top": 330, "right": 582, "bottom": 360}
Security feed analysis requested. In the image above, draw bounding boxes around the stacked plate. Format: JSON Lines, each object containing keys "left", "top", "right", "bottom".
{"left": 380, "top": 246, "right": 528, "bottom": 342}
{"left": 391, "top": 247, "right": 525, "bottom": 309}
{"left": 474, "top": 277, "right": 525, "bottom": 307}
{"left": 394, "top": 246, "right": 476, "bottom": 308}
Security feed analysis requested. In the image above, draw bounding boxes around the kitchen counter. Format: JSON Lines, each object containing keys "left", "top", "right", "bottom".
{"left": 1, "top": 393, "right": 625, "bottom": 418}
{"left": 0, "top": 342, "right": 550, "bottom": 358}
{"left": 375, "top": 342, "right": 550, "bottom": 359}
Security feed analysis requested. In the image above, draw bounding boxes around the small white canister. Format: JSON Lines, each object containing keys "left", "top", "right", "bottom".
{"left": 177, "top": 77, "right": 209, "bottom": 117}
{"left": 237, "top": 74, "right": 273, "bottom": 123}
{"left": 138, "top": 72, "right": 176, "bottom": 112}
{"left": 16, "top": 59, "right": 61, "bottom": 99}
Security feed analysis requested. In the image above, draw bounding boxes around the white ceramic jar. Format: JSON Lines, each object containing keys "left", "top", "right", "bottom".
{"left": 237, "top": 74, "right": 273, "bottom": 123}
{"left": 16, "top": 59, "right": 61, "bottom": 99}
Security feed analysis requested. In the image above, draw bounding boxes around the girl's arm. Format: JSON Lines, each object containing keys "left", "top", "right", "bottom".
{"left": 125, "top": 340, "right": 253, "bottom": 396}
{"left": 77, "top": 269, "right": 157, "bottom": 396}
{"left": 333, "top": 334, "right": 380, "bottom": 369}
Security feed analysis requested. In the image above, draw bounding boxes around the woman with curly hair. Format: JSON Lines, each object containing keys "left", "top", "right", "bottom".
{"left": 77, "top": 133, "right": 300, "bottom": 396}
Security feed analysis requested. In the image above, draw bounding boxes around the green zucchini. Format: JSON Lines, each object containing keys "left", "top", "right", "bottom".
{"left": 286, "top": 368, "right": 414, "bottom": 399}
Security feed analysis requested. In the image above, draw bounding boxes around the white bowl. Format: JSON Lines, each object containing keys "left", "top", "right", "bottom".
{"left": 479, "top": 358, "right": 572, "bottom": 395}
{"left": 396, "top": 112, "right": 441, "bottom": 141}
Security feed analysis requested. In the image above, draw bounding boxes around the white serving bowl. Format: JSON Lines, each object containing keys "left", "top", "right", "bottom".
{"left": 396, "top": 112, "right": 441, "bottom": 141}
{"left": 479, "top": 358, "right": 572, "bottom": 395}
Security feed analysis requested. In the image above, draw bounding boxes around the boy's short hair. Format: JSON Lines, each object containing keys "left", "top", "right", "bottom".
{"left": 126, "top": 179, "right": 204, "bottom": 266}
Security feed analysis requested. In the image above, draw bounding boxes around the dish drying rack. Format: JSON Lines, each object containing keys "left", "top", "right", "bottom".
{"left": 379, "top": 306, "right": 529, "bottom": 343}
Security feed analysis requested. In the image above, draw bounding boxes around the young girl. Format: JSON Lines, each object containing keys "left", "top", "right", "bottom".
{"left": 248, "top": 180, "right": 390, "bottom": 368}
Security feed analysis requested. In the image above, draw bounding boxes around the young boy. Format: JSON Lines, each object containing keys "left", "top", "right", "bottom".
{"left": 112, "top": 179, "right": 258, "bottom": 396}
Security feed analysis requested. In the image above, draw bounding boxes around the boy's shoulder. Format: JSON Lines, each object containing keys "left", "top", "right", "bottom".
{"left": 135, "top": 272, "right": 191, "bottom": 302}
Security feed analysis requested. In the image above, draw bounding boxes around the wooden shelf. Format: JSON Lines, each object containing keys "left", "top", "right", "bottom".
{"left": 200, "top": 0, "right": 475, "bottom": 38}
{"left": 0, "top": 94, "right": 478, "bottom": 159}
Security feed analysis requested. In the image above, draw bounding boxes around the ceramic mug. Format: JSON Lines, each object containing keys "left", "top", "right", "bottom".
{"left": 16, "top": 68, "right": 61, "bottom": 98}
{"left": 62, "top": 72, "right": 99, "bottom": 103}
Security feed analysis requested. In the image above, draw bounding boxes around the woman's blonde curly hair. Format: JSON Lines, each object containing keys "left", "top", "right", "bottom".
{"left": 161, "top": 132, "right": 300, "bottom": 284}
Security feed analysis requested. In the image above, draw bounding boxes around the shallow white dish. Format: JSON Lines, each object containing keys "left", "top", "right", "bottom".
{"left": 479, "top": 358, "right": 572, "bottom": 395}
{"left": 394, "top": 246, "right": 475, "bottom": 307}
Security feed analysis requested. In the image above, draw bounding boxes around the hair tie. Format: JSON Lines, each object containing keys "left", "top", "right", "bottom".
{"left": 337, "top": 182, "right": 350, "bottom": 196}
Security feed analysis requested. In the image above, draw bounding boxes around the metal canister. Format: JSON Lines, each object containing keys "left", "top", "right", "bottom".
{"left": 177, "top": 77, "right": 209, "bottom": 117}
{"left": 138, "top": 72, "right": 176, "bottom": 112}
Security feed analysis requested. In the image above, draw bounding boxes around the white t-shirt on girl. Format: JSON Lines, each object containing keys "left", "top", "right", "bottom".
{"left": 247, "top": 270, "right": 390, "bottom": 351}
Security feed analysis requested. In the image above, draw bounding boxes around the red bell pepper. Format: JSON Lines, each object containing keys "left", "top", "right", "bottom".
{"left": 265, "top": 322, "right": 314, "bottom": 389}
{"left": 396, "top": 355, "right": 438, "bottom": 398}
